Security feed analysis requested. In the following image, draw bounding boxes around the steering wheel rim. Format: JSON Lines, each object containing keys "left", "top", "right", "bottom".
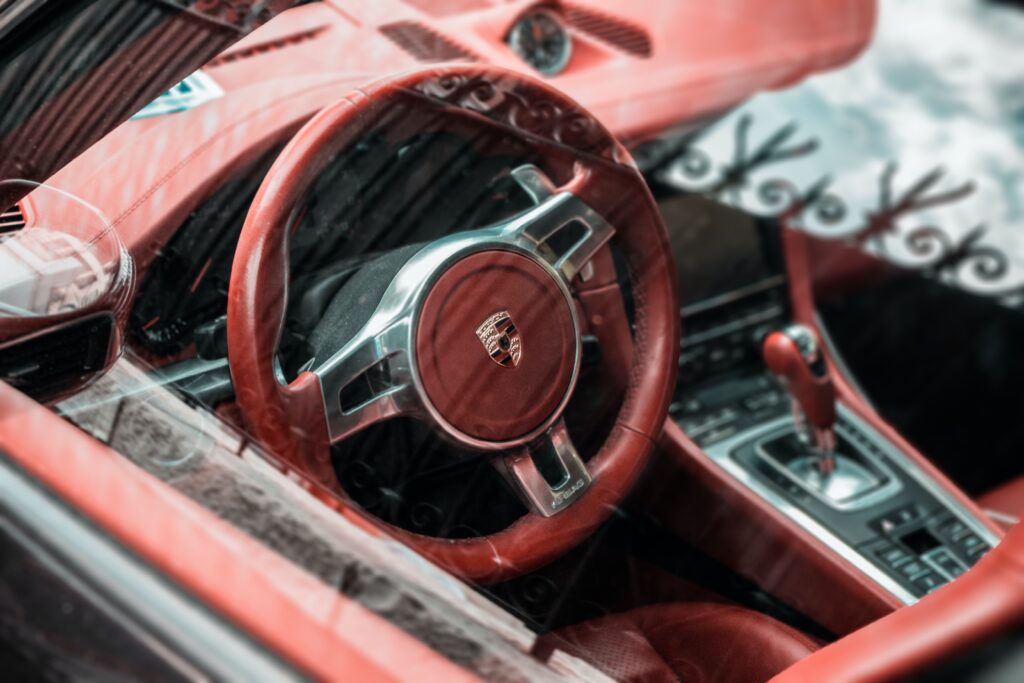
{"left": 227, "top": 66, "right": 679, "bottom": 582}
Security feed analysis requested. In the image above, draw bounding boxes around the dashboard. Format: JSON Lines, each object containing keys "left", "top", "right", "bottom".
{"left": 4, "top": 1, "right": 1006, "bottom": 642}
{"left": 14, "top": 3, "right": 1017, "bottom": 668}
{"left": 660, "top": 194, "right": 789, "bottom": 392}
{"left": 0, "top": 0, "right": 877, "bottom": 395}
{"left": 0, "top": 0, "right": 879, "bottom": 526}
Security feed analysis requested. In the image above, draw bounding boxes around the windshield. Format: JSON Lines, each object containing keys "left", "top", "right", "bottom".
{"left": 1, "top": 1, "right": 1022, "bottom": 681}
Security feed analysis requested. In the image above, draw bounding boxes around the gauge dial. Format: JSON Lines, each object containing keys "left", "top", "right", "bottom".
{"left": 507, "top": 9, "right": 573, "bottom": 76}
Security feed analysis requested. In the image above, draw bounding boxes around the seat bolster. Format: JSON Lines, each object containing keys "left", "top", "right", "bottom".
{"left": 543, "top": 602, "right": 819, "bottom": 683}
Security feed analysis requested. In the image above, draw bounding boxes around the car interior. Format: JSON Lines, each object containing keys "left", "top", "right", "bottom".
{"left": 2, "top": 1, "right": 1024, "bottom": 681}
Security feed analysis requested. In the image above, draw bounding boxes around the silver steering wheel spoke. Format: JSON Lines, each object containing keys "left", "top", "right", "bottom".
{"left": 506, "top": 164, "right": 615, "bottom": 283}
{"left": 316, "top": 317, "right": 420, "bottom": 444}
{"left": 499, "top": 419, "right": 592, "bottom": 517}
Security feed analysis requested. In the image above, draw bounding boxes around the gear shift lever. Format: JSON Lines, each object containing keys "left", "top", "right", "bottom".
{"left": 762, "top": 324, "right": 837, "bottom": 475}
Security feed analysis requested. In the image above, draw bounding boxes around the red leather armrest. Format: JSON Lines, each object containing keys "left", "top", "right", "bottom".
{"left": 772, "top": 523, "right": 1024, "bottom": 683}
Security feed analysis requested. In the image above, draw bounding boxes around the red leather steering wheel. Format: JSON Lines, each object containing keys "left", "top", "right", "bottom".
{"left": 227, "top": 66, "right": 679, "bottom": 582}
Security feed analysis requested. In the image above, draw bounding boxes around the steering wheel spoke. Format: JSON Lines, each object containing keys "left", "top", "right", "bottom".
{"left": 506, "top": 164, "right": 615, "bottom": 283}
{"left": 499, "top": 419, "right": 592, "bottom": 517}
{"left": 315, "top": 318, "right": 420, "bottom": 444}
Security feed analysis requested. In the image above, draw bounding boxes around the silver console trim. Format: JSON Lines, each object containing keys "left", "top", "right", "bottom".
{"left": 681, "top": 304, "right": 785, "bottom": 347}
{"left": 752, "top": 420, "right": 903, "bottom": 511}
{"left": 702, "top": 403, "right": 1001, "bottom": 605}
{"left": 681, "top": 274, "right": 786, "bottom": 316}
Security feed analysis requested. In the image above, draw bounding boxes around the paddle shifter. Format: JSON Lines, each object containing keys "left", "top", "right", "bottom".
{"left": 762, "top": 324, "right": 838, "bottom": 475}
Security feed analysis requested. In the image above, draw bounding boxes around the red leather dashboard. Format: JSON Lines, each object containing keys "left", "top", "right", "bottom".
{"left": 18, "top": 0, "right": 876, "bottom": 277}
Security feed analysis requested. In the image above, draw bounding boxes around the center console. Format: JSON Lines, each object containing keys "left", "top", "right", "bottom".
{"left": 661, "top": 194, "right": 1000, "bottom": 604}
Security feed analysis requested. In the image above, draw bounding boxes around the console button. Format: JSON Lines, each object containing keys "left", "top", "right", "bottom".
{"left": 873, "top": 506, "right": 920, "bottom": 535}
{"left": 912, "top": 571, "right": 945, "bottom": 594}
{"left": 898, "top": 560, "right": 928, "bottom": 579}
{"left": 965, "top": 547, "right": 988, "bottom": 566}
{"left": 698, "top": 425, "right": 738, "bottom": 446}
{"left": 932, "top": 551, "right": 966, "bottom": 579}
{"left": 939, "top": 519, "right": 969, "bottom": 540}
{"left": 709, "top": 347, "right": 729, "bottom": 365}
{"left": 681, "top": 398, "right": 703, "bottom": 414}
{"left": 742, "top": 390, "right": 783, "bottom": 413}
{"left": 876, "top": 545, "right": 910, "bottom": 567}
{"left": 895, "top": 507, "right": 918, "bottom": 524}
{"left": 956, "top": 533, "right": 986, "bottom": 555}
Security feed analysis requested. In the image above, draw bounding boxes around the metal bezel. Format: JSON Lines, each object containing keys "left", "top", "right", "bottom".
{"left": 506, "top": 7, "right": 574, "bottom": 77}
{"left": 751, "top": 420, "right": 904, "bottom": 511}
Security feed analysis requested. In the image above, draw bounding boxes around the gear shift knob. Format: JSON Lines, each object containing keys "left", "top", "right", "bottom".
{"left": 763, "top": 324, "right": 837, "bottom": 471}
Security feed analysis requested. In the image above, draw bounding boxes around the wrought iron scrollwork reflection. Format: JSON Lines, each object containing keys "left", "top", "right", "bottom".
{"left": 712, "top": 115, "right": 818, "bottom": 201}
{"left": 856, "top": 164, "right": 975, "bottom": 247}
{"left": 655, "top": 111, "right": 1024, "bottom": 305}
{"left": 922, "top": 226, "right": 1013, "bottom": 292}
{"left": 656, "top": 114, "right": 844, "bottom": 219}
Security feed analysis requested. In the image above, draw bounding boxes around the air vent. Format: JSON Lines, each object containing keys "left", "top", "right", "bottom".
{"left": 379, "top": 21, "right": 479, "bottom": 63}
{"left": 206, "top": 27, "right": 326, "bottom": 67}
{"left": 0, "top": 313, "right": 114, "bottom": 403}
{"left": 564, "top": 4, "right": 652, "bottom": 58}
{"left": 0, "top": 204, "right": 25, "bottom": 234}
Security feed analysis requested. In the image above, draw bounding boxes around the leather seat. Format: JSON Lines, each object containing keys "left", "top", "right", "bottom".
{"left": 543, "top": 603, "right": 819, "bottom": 683}
{"left": 978, "top": 477, "right": 1024, "bottom": 530}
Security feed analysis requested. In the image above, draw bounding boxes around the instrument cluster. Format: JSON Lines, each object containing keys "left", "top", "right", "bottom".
{"left": 506, "top": 7, "right": 573, "bottom": 76}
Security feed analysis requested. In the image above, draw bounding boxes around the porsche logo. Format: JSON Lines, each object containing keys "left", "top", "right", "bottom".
{"left": 475, "top": 310, "right": 522, "bottom": 368}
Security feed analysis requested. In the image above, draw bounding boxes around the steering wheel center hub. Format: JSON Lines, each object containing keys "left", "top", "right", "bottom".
{"left": 415, "top": 250, "right": 579, "bottom": 443}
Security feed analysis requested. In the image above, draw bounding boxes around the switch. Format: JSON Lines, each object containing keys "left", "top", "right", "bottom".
{"left": 924, "top": 548, "right": 967, "bottom": 579}
{"left": 876, "top": 545, "right": 910, "bottom": 567}
{"left": 898, "top": 560, "right": 928, "bottom": 579}
{"left": 912, "top": 571, "right": 945, "bottom": 594}
{"left": 939, "top": 519, "right": 968, "bottom": 540}
{"left": 956, "top": 534, "right": 986, "bottom": 555}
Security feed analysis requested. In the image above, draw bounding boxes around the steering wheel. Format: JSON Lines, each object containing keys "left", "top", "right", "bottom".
{"left": 227, "top": 66, "right": 679, "bottom": 582}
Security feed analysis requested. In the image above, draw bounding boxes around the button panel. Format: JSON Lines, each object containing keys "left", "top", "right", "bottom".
{"left": 863, "top": 513, "right": 989, "bottom": 597}
{"left": 673, "top": 378, "right": 789, "bottom": 447}
{"left": 912, "top": 571, "right": 944, "bottom": 594}
{"left": 872, "top": 505, "right": 921, "bottom": 534}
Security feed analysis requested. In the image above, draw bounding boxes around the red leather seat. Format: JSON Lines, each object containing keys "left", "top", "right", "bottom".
{"left": 977, "top": 477, "right": 1024, "bottom": 530}
{"left": 543, "top": 602, "right": 820, "bottom": 683}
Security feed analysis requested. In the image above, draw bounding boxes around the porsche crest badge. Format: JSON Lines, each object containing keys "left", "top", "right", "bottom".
{"left": 475, "top": 310, "right": 522, "bottom": 368}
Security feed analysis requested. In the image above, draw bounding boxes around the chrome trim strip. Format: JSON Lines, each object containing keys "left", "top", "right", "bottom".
{"left": 681, "top": 304, "right": 785, "bottom": 347}
{"left": 681, "top": 274, "right": 786, "bottom": 317}
{"left": 499, "top": 418, "right": 591, "bottom": 517}
{"left": 984, "top": 509, "right": 1019, "bottom": 526}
